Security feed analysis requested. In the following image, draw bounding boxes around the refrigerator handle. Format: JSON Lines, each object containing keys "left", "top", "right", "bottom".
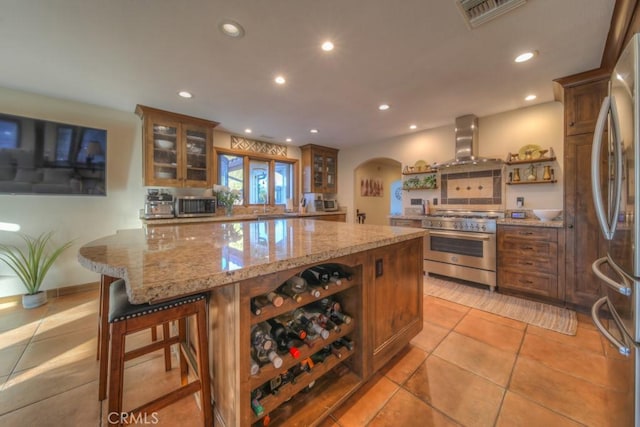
{"left": 591, "top": 96, "right": 615, "bottom": 240}
{"left": 591, "top": 296, "right": 631, "bottom": 356}
{"left": 592, "top": 256, "right": 633, "bottom": 296}
{"left": 609, "top": 97, "right": 623, "bottom": 233}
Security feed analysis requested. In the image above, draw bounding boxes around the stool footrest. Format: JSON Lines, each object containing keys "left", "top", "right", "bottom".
{"left": 126, "top": 381, "right": 203, "bottom": 417}
{"left": 124, "top": 335, "right": 180, "bottom": 362}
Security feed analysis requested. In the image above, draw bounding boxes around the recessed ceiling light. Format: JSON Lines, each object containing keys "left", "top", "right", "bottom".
{"left": 274, "top": 75, "right": 286, "bottom": 85}
{"left": 219, "top": 20, "right": 245, "bottom": 38}
{"left": 525, "top": 94, "right": 537, "bottom": 101}
{"left": 321, "top": 41, "right": 334, "bottom": 52}
{"left": 310, "top": 129, "right": 319, "bottom": 134}
{"left": 244, "top": 128, "right": 252, "bottom": 134}
{"left": 514, "top": 51, "right": 536, "bottom": 63}
{"left": 286, "top": 138, "right": 292, "bottom": 142}
{"left": 178, "top": 91, "right": 193, "bottom": 99}
{"left": 409, "top": 124, "right": 417, "bottom": 130}
{"left": 378, "top": 104, "right": 390, "bottom": 111}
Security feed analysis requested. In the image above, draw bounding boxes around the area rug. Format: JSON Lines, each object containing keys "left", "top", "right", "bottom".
{"left": 424, "top": 275, "right": 578, "bottom": 335}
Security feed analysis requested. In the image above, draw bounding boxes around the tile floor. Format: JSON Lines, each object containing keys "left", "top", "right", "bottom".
{"left": 0, "top": 287, "right": 631, "bottom": 426}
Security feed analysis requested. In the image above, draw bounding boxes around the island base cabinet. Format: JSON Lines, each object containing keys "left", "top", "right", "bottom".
{"left": 208, "top": 238, "right": 424, "bottom": 426}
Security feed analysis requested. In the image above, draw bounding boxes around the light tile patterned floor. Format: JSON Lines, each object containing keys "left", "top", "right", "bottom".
{"left": 0, "top": 288, "right": 631, "bottom": 426}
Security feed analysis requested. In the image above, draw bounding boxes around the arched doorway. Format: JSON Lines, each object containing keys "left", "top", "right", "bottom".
{"left": 353, "top": 158, "right": 402, "bottom": 225}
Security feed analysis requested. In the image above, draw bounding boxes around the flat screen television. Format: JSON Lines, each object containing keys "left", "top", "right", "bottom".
{"left": 0, "top": 112, "right": 107, "bottom": 196}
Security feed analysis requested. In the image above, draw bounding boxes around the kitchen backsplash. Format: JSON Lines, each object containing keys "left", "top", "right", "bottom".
{"left": 440, "top": 167, "right": 503, "bottom": 207}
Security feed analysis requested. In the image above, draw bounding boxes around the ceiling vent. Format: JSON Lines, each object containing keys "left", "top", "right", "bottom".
{"left": 456, "top": 0, "right": 527, "bottom": 29}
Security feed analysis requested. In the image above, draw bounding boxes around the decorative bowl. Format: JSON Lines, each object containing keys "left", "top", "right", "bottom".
{"left": 533, "top": 209, "right": 562, "bottom": 221}
{"left": 154, "top": 139, "right": 174, "bottom": 150}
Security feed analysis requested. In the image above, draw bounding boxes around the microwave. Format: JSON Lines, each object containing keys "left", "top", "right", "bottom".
{"left": 323, "top": 199, "right": 339, "bottom": 212}
{"left": 175, "top": 196, "right": 216, "bottom": 217}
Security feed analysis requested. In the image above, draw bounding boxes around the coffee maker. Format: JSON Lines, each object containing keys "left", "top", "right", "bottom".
{"left": 143, "top": 188, "right": 174, "bottom": 219}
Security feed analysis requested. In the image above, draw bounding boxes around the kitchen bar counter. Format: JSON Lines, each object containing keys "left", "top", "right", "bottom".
{"left": 141, "top": 210, "right": 346, "bottom": 226}
{"left": 78, "top": 218, "right": 425, "bottom": 304}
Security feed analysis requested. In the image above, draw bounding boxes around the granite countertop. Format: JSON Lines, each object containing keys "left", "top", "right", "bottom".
{"left": 497, "top": 218, "right": 564, "bottom": 228}
{"left": 142, "top": 210, "right": 346, "bottom": 226}
{"left": 78, "top": 219, "right": 426, "bottom": 304}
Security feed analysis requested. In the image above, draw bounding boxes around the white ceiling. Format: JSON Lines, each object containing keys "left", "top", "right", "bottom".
{"left": 1, "top": 0, "right": 615, "bottom": 149}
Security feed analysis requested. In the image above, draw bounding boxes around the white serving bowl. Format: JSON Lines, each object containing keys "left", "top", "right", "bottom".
{"left": 154, "top": 139, "right": 174, "bottom": 150}
{"left": 533, "top": 209, "right": 562, "bottom": 222}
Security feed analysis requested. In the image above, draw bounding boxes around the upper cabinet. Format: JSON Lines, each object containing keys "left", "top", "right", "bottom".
{"left": 301, "top": 144, "right": 339, "bottom": 193}
{"left": 135, "top": 105, "right": 219, "bottom": 188}
{"left": 564, "top": 80, "right": 609, "bottom": 136}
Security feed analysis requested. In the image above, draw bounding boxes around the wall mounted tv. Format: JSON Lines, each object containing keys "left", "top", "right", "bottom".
{"left": 0, "top": 112, "right": 107, "bottom": 196}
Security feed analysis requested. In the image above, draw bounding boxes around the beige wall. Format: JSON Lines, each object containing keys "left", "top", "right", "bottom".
{"left": 338, "top": 101, "right": 564, "bottom": 220}
{"left": 354, "top": 160, "right": 401, "bottom": 225}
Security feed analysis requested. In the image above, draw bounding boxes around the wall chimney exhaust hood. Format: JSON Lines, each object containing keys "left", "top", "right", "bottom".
{"left": 434, "top": 114, "right": 502, "bottom": 169}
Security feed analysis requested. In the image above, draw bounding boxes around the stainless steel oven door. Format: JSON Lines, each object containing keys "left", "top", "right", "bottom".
{"left": 425, "top": 230, "right": 496, "bottom": 272}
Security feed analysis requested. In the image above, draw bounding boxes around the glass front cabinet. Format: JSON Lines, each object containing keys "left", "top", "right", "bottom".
{"left": 301, "top": 144, "right": 339, "bottom": 194}
{"left": 136, "top": 105, "right": 219, "bottom": 188}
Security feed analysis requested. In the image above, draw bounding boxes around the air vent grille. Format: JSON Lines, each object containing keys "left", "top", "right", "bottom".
{"left": 456, "top": 0, "right": 527, "bottom": 28}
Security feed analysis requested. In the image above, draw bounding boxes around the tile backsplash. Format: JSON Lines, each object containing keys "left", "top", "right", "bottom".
{"left": 441, "top": 168, "right": 502, "bottom": 206}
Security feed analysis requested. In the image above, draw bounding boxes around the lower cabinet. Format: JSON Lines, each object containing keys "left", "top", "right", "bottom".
{"left": 307, "top": 213, "right": 346, "bottom": 222}
{"left": 208, "top": 238, "right": 423, "bottom": 426}
{"left": 497, "top": 225, "right": 564, "bottom": 301}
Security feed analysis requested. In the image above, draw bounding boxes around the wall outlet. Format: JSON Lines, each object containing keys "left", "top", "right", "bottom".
{"left": 516, "top": 197, "right": 524, "bottom": 208}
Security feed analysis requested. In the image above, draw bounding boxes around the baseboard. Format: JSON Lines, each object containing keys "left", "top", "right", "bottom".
{"left": 0, "top": 281, "right": 100, "bottom": 304}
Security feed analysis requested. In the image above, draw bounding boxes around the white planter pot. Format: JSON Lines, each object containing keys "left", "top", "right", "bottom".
{"left": 22, "top": 291, "right": 47, "bottom": 309}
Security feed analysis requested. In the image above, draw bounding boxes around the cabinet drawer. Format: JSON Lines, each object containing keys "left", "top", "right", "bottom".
{"left": 499, "top": 253, "right": 557, "bottom": 274}
{"left": 500, "top": 240, "right": 557, "bottom": 260}
{"left": 499, "top": 226, "right": 557, "bottom": 242}
{"left": 498, "top": 270, "right": 558, "bottom": 298}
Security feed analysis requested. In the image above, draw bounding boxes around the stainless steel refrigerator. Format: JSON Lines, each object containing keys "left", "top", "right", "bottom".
{"left": 591, "top": 33, "right": 640, "bottom": 427}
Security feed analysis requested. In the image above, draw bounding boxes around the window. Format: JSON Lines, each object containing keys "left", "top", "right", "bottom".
{"left": 216, "top": 149, "right": 297, "bottom": 206}
{"left": 0, "top": 119, "right": 19, "bottom": 149}
{"left": 55, "top": 126, "right": 73, "bottom": 162}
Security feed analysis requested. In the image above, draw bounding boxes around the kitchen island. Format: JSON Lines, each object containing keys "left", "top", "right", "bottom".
{"left": 78, "top": 219, "right": 425, "bottom": 426}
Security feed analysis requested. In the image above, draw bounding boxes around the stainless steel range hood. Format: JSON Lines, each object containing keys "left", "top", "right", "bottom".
{"left": 435, "top": 114, "right": 502, "bottom": 169}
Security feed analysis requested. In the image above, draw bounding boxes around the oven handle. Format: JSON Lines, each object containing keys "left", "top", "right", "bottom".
{"left": 591, "top": 296, "right": 631, "bottom": 356}
{"left": 428, "top": 230, "right": 492, "bottom": 241}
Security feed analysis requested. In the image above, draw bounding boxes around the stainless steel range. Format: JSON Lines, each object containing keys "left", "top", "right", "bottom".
{"left": 422, "top": 210, "right": 504, "bottom": 291}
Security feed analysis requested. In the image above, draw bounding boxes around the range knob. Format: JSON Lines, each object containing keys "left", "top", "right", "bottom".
{"left": 480, "top": 225, "right": 486, "bottom": 231}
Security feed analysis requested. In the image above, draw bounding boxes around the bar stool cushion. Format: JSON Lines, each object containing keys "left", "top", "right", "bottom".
{"left": 108, "top": 279, "right": 206, "bottom": 323}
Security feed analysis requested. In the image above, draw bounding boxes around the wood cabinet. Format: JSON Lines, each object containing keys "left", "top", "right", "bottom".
{"left": 301, "top": 144, "right": 338, "bottom": 194}
{"left": 136, "top": 105, "right": 219, "bottom": 188}
{"left": 564, "top": 80, "right": 609, "bottom": 136}
{"left": 208, "top": 238, "right": 423, "bottom": 426}
{"left": 389, "top": 218, "right": 423, "bottom": 228}
{"left": 368, "top": 238, "right": 423, "bottom": 372}
{"left": 557, "top": 76, "right": 609, "bottom": 308}
{"left": 306, "top": 213, "right": 346, "bottom": 222}
{"left": 497, "top": 225, "right": 564, "bottom": 301}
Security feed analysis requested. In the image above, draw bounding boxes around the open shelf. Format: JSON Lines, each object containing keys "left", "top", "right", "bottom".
{"left": 402, "top": 169, "right": 437, "bottom": 175}
{"left": 507, "top": 180, "right": 557, "bottom": 185}
{"left": 505, "top": 156, "right": 557, "bottom": 165}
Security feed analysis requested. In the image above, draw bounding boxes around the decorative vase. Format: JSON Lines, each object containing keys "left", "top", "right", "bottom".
{"left": 22, "top": 291, "right": 47, "bottom": 309}
{"left": 543, "top": 165, "right": 552, "bottom": 181}
{"left": 225, "top": 205, "right": 233, "bottom": 216}
{"left": 513, "top": 168, "right": 521, "bottom": 182}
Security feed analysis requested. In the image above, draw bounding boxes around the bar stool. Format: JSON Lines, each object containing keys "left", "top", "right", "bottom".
{"left": 98, "top": 275, "right": 168, "bottom": 401}
{"left": 105, "top": 279, "right": 212, "bottom": 426}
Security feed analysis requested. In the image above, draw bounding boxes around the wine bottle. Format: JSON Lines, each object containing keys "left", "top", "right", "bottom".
{"left": 323, "top": 263, "right": 353, "bottom": 281}
{"left": 301, "top": 268, "right": 329, "bottom": 290}
{"left": 334, "top": 336, "right": 354, "bottom": 351}
{"left": 266, "top": 318, "right": 301, "bottom": 358}
{"left": 250, "top": 355, "right": 260, "bottom": 376}
{"left": 250, "top": 297, "right": 264, "bottom": 315}
{"left": 310, "top": 265, "right": 342, "bottom": 286}
{"left": 251, "top": 323, "right": 274, "bottom": 352}
{"left": 299, "top": 314, "right": 330, "bottom": 339}
{"left": 265, "top": 291, "right": 284, "bottom": 307}
{"left": 251, "top": 396, "right": 264, "bottom": 416}
{"left": 278, "top": 277, "right": 307, "bottom": 303}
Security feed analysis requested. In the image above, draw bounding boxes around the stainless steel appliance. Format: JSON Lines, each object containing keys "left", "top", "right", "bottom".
{"left": 323, "top": 199, "right": 339, "bottom": 211}
{"left": 307, "top": 198, "right": 325, "bottom": 213}
{"left": 591, "top": 33, "right": 639, "bottom": 427}
{"left": 175, "top": 196, "right": 216, "bottom": 217}
{"left": 422, "top": 210, "right": 504, "bottom": 291}
{"left": 144, "top": 189, "right": 174, "bottom": 219}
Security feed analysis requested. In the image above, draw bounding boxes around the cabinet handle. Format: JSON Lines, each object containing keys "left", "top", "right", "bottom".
{"left": 521, "top": 261, "right": 534, "bottom": 266}
{"left": 518, "top": 231, "right": 534, "bottom": 235}
{"left": 569, "top": 121, "right": 575, "bottom": 127}
{"left": 522, "top": 246, "right": 534, "bottom": 250}
{"left": 518, "top": 279, "right": 533, "bottom": 284}
{"left": 568, "top": 224, "right": 574, "bottom": 229}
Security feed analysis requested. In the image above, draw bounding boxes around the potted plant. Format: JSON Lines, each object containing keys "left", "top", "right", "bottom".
{"left": 213, "top": 184, "right": 242, "bottom": 216}
{"left": 0, "top": 231, "right": 72, "bottom": 308}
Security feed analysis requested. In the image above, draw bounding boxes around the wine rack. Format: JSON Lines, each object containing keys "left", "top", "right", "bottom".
{"left": 247, "top": 263, "right": 360, "bottom": 426}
